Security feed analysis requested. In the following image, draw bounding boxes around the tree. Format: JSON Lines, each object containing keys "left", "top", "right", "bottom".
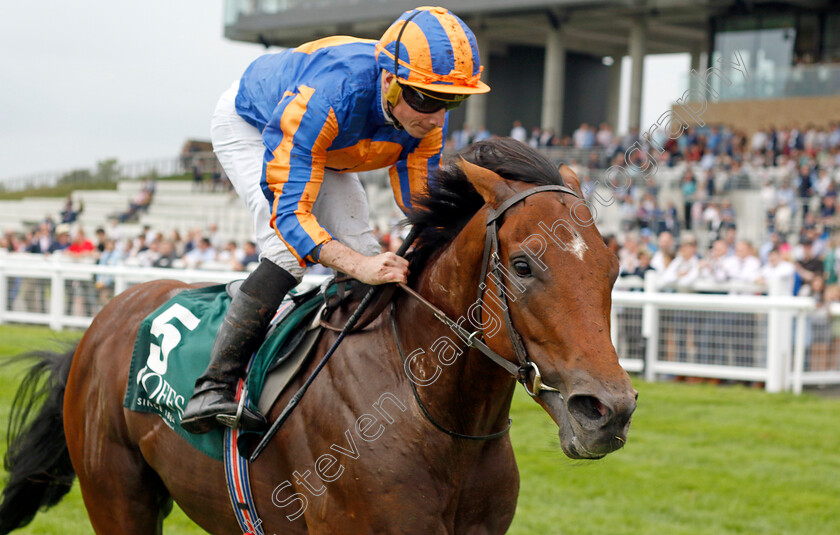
{"left": 93, "top": 159, "right": 122, "bottom": 183}
{"left": 57, "top": 168, "right": 93, "bottom": 186}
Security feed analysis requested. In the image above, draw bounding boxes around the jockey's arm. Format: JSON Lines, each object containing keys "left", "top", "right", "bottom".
{"left": 318, "top": 240, "right": 408, "bottom": 285}
{"left": 315, "top": 127, "right": 442, "bottom": 285}
{"left": 327, "top": 123, "right": 444, "bottom": 285}
{"left": 313, "top": 126, "right": 444, "bottom": 285}
{"left": 264, "top": 88, "right": 408, "bottom": 286}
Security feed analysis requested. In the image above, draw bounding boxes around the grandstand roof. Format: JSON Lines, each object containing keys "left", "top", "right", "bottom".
{"left": 224, "top": 0, "right": 715, "bottom": 54}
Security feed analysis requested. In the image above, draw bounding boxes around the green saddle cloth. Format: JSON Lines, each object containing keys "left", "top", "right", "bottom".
{"left": 123, "top": 283, "right": 326, "bottom": 460}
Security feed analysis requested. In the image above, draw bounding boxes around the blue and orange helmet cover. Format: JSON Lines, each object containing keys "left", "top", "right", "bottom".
{"left": 376, "top": 6, "right": 490, "bottom": 95}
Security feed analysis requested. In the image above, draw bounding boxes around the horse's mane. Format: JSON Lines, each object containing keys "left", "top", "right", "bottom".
{"left": 406, "top": 137, "right": 566, "bottom": 273}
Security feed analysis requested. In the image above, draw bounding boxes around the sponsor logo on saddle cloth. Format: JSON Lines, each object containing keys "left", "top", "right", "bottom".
{"left": 123, "top": 284, "right": 321, "bottom": 460}
{"left": 123, "top": 285, "right": 233, "bottom": 458}
{"left": 134, "top": 299, "right": 213, "bottom": 422}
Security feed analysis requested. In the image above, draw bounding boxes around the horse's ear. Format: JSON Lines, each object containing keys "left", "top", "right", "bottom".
{"left": 558, "top": 164, "right": 583, "bottom": 196}
{"left": 458, "top": 158, "right": 513, "bottom": 208}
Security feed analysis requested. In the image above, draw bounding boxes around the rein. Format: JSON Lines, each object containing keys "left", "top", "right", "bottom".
{"left": 390, "top": 301, "right": 512, "bottom": 441}
{"left": 392, "top": 183, "right": 581, "bottom": 440}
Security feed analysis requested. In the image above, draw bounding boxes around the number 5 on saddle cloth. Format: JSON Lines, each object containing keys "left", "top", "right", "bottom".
{"left": 123, "top": 280, "right": 338, "bottom": 460}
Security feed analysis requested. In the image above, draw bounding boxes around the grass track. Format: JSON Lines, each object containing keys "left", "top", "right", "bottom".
{"left": 1, "top": 324, "right": 838, "bottom": 534}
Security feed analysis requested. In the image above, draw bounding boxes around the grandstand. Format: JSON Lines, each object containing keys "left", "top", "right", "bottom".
{"left": 0, "top": 180, "right": 252, "bottom": 246}
{"left": 224, "top": 0, "right": 840, "bottom": 140}
{"left": 0, "top": 166, "right": 403, "bottom": 254}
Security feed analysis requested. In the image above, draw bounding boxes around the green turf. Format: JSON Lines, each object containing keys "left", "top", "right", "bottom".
{"left": 1, "top": 324, "right": 838, "bottom": 534}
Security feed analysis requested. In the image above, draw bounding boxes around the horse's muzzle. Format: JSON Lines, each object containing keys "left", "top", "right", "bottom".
{"left": 542, "top": 386, "right": 637, "bottom": 459}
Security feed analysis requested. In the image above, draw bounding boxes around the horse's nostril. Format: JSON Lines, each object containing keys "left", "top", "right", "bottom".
{"left": 568, "top": 395, "right": 609, "bottom": 423}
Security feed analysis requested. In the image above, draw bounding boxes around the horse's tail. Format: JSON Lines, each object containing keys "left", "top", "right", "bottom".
{"left": 0, "top": 345, "right": 77, "bottom": 534}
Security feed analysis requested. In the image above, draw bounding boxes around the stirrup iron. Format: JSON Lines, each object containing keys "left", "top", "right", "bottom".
{"left": 216, "top": 387, "right": 249, "bottom": 429}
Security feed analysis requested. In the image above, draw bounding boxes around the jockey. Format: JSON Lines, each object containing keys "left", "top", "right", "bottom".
{"left": 181, "top": 6, "right": 490, "bottom": 434}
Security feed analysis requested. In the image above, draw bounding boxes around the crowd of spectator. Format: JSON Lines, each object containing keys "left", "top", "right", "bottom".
{"left": 1, "top": 217, "right": 261, "bottom": 308}
{"left": 602, "top": 119, "right": 840, "bottom": 305}
{"left": 610, "top": 227, "right": 838, "bottom": 299}
{"left": 2, "top": 220, "right": 257, "bottom": 269}
{"left": 1, "top": 207, "right": 411, "bottom": 311}
{"left": 450, "top": 120, "right": 840, "bottom": 232}
{"left": 450, "top": 118, "right": 840, "bottom": 295}
{"left": 455, "top": 118, "right": 840, "bottom": 175}
{"left": 500, "top": 118, "right": 840, "bottom": 169}
{"left": 5, "top": 119, "right": 840, "bottom": 306}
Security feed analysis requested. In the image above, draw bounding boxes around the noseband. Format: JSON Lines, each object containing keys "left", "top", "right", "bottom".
{"left": 392, "top": 182, "right": 582, "bottom": 440}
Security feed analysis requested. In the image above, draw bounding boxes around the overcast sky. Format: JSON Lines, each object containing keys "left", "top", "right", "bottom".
{"left": 0, "top": 0, "right": 262, "bottom": 179}
{"left": 1, "top": 1, "right": 687, "bottom": 180}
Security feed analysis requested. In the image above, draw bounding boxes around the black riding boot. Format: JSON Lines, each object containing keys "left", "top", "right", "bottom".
{"left": 181, "top": 259, "right": 297, "bottom": 434}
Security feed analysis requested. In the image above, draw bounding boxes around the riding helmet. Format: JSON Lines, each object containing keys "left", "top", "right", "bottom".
{"left": 376, "top": 6, "right": 490, "bottom": 95}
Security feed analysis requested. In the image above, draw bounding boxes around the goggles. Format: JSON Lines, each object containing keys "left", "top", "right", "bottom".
{"left": 399, "top": 83, "right": 468, "bottom": 113}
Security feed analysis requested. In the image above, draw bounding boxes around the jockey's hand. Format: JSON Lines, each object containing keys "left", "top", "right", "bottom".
{"left": 318, "top": 241, "right": 408, "bottom": 285}
{"left": 355, "top": 252, "right": 409, "bottom": 285}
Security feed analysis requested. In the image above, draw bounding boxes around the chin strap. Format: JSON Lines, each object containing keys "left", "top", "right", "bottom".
{"left": 385, "top": 101, "right": 404, "bottom": 131}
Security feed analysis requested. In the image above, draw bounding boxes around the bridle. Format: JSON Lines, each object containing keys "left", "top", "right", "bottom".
{"left": 391, "top": 181, "right": 582, "bottom": 440}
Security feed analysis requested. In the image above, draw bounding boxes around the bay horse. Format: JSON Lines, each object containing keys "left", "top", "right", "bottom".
{"left": 0, "top": 138, "right": 636, "bottom": 534}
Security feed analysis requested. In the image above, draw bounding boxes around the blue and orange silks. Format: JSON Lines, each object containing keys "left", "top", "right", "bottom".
{"left": 234, "top": 37, "right": 447, "bottom": 267}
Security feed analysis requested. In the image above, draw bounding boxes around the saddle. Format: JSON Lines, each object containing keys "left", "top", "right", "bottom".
{"left": 124, "top": 276, "right": 394, "bottom": 460}
{"left": 239, "top": 276, "right": 395, "bottom": 414}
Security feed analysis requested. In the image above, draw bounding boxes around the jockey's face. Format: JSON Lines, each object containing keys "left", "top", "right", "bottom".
{"left": 384, "top": 74, "right": 446, "bottom": 139}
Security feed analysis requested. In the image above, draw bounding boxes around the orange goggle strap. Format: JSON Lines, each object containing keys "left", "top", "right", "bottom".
{"left": 376, "top": 42, "right": 485, "bottom": 89}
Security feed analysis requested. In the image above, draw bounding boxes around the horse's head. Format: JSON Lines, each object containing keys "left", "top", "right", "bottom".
{"left": 411, "top": 139, "right": 636, "bottom": 459}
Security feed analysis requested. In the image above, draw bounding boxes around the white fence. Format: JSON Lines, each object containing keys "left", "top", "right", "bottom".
{"left": 2, "top": 254, "right": 837, "bottom": 395}
{"left": 612, "top": 273, "right": 840, "bottom": 395}
{"left": 0, "top": 253, "right": 327, "bottom": 330}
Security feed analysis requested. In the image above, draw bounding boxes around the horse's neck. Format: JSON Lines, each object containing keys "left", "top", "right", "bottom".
{"left": 400, "top": 213, "right": 516, "bottom": 438}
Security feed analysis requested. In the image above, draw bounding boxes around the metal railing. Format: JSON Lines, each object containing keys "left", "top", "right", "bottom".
{"left": 2, "top": 254, "right": 836, "bottom": 395}
{"left": 684, "top": 62, "right": 840, "bottom": 101}
{"left": 612, "top": 273, "right": 824, "bottom": 394}
{"left": 0, "top": 253, "right": 326, "bottom": 331}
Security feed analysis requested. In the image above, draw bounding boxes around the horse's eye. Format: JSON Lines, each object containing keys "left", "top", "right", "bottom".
{"left": 512, "top": 259, "right": 532, "bottom": 277}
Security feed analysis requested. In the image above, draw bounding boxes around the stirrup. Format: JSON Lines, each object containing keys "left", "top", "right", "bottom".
{"left": 216, "top": 387, "right": 248, "bottom": 429}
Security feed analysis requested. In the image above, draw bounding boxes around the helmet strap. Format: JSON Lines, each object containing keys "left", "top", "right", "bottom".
{"left": 386, "top": 103, "right": 404, "bottom": 131}
{"left": 393, "top": 10, "right": 422, "bottom": 84}
{"left": 384, "top": 9, "right": 422, "bottom": 132}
